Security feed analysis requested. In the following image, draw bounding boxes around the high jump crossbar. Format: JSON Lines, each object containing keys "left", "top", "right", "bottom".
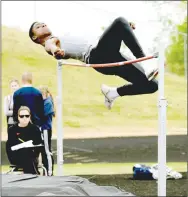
{"left": 56, "top": 49, "right": 167, "bottom": 196}
{"left": 57, "top": 52, "right": 158, "bottom": 68}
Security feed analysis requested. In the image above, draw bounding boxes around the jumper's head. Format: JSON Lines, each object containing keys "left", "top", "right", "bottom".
{"left": 29, "top": 22, "right": 52, "bottom": 44}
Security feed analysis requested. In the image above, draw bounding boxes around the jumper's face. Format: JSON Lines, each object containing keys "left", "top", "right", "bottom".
{"left": 18, "top": 110, "right": 31, "bottom": 126}
{"left": 32, "top": 22, "right": 51, "bottom": 39}
{"left": 10, "top": 81, "right": 19, "bottom": 93}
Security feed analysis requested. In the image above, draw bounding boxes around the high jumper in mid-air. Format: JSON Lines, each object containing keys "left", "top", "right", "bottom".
{"left": 29, "top": 17, "right": 160, "bottom": 110}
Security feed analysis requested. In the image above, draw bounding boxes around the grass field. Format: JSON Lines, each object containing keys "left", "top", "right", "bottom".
{"left": 2, "top": 26, "right": 187, "bottom": 136}
{"left": 2, "top": 163, "right": 187, "bottom": 196}
{"left": 1, "top": 26, "right": 187, "bottom": 197}
{"left": 83, "top": 173, "right": 187, "bottom": 196}
{"left": 2, "top": 162, "right": 186, "bottom": 175}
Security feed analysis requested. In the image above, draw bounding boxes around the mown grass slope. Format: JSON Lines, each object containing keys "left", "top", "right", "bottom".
{"left": 2, "top": 26, "right": 187, "bottom": 136}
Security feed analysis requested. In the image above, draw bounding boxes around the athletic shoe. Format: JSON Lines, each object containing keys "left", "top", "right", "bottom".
{"left": 101, "top": 84, "right": 115, "bottom": 110}
{"left": 151, "top": 164, "right": 183, "bottom": 180}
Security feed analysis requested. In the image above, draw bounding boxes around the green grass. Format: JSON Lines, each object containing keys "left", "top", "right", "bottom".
{"left": 2, "top": 26, "right": 187, "bottom": 136}
{"left": 1, "top": 162, "right": 186, "bottom": 175}
{"left": 2, "top": 163, "right": 187, "bottom": 196}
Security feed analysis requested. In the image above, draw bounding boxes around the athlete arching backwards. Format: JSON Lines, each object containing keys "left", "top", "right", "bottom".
{"left": 29, "top": 17, "right": 160, "bottom": 110}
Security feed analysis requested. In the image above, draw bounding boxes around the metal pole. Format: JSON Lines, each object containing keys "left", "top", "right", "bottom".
{"left": 184, "top": 36, "right": 187, "bottom": 78}
{"left": 56, "top": 60, "right": 63, "bottom": 175}
{"left": 158, "top": 43, "right": 167, "bottom": 196}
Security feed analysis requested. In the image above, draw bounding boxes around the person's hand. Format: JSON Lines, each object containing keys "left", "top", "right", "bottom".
{"left": 129, "top": 22, "right": 136, "bottom": 30}
{"left": 53, "top": 49, "right": 65, "bottom": 60}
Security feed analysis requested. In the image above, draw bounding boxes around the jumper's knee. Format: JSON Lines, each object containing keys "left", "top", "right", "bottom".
{"left": 113, "top": 17, "right": 129, "bottom": 27}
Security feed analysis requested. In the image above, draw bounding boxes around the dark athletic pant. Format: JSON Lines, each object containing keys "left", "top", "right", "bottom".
{"left": 6, "top": 146, "right": 39, "bottom": 174}
{"left": 41, "top": 129, "right": 54, "bottom": 176}
{"left": 89, "top": 17, "right": 158, "bottom": 96}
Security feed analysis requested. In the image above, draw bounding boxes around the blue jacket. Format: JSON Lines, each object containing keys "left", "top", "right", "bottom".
{"left": 42, "top": 96, "right": 55, "bottom": 130}
{"left": 13, "top": 87, "right": 44, "bottom": 127}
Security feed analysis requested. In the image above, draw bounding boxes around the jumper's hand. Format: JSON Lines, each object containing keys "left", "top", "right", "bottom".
{"left": 53, "top": 49, "right": 65, "bottom": 60}
{"left": 129, "top": 22, "right": 136, "bottom": 30}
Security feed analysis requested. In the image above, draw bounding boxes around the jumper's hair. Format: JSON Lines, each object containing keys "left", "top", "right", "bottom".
{"left": 29, "top": 22, "right": 39, "bottom": 43}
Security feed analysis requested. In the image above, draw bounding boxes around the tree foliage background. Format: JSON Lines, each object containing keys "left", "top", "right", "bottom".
{"left": 101, "top": 1, "right": 187, "bottom": 76}
{"left": 166, "top": 14, "right": 187, "bottom": 75}
{"left": 147, "top": 1, "right": 187, "bottom": 76}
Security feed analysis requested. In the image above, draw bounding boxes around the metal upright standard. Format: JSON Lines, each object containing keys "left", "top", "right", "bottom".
{"left": 56, "top": 60, "right": 63, "bottom": 175}
{"left": 158, "top": 45, "right": 167, "bottom": 196}
{"left": 55, "top": 51, "right": 168, "bottom": 195}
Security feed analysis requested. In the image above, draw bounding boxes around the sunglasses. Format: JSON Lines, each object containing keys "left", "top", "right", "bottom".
{"left": 19, "top": 115, "right": 30, "bottom": 118}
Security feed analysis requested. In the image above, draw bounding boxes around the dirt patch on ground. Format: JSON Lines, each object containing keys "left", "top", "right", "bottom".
{"left": 1, "top": 126, "right": 186, "bottom": 141}
{"left": 55, "top": 127, "right": 186, "bottom": 139}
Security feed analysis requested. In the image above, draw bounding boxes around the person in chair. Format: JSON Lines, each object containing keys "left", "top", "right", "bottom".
{"left": 6, "top": 106, "right": 44, "bottom": 174}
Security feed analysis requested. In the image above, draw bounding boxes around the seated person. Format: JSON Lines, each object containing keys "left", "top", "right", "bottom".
{"left": 6, "top": 106, "right": 44, "bottom": 174}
